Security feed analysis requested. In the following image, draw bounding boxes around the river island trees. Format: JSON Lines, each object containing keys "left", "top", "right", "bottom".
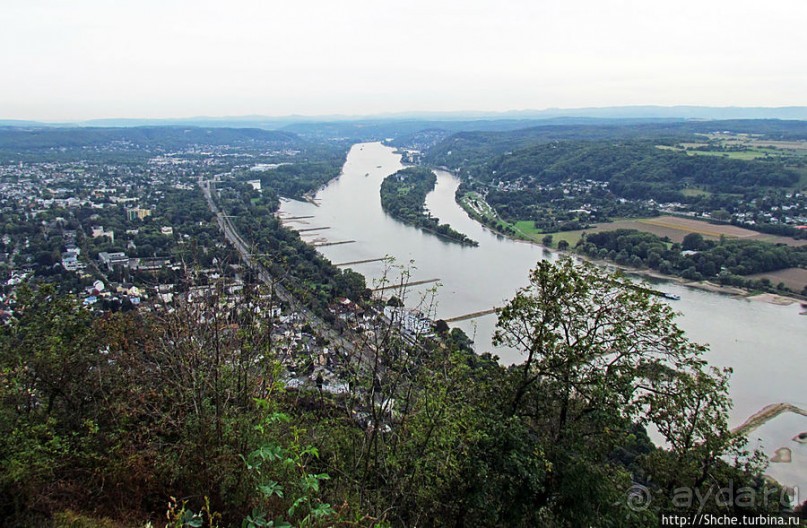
{"left": 380, "top": 167, "right": 478, "bottom": 246}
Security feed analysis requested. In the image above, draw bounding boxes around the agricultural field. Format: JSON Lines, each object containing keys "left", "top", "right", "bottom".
{"left": 551, "top": 215, "right": 807, "bottom": 248}
{"left": 659, "top": 133, "right": 807, "bottom": 161}
{"left": 460, "top": 187, "right": 807, "bottom": 250}
{"left": 681, "top": 187, "right": 712, "bottom": 197}
{"left": 747, "top": 268, "right": 807, "bottom": 292}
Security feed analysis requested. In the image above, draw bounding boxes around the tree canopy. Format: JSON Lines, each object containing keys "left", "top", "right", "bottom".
{"left": 0, "top": 260, "right": 788, "bottom": 527}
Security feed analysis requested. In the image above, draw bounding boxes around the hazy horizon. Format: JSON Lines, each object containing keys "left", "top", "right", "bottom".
{"left": 7, "top": 105, "right": 807, "bottom": 127}
{"left": 2, "top": 0, "right": 806, "bottom": 121}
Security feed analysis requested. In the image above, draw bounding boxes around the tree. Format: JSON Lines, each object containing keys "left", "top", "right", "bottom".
{"left": 0, "top": 281, "right": 294, "bottom": 525}
{"left": 682, "top": 232, "right": 706, "bottom": 251}
{"left": 0, "top": 285, "right": 97, "bottom": 520}
{"left": 542, "top": 234, "right": 554, "bottom": 247}
{"left": 496, "top": 255, "right": 708, "bottom": 431}
{"left": 493, "top": 258, "right": 758, "bottom": 524}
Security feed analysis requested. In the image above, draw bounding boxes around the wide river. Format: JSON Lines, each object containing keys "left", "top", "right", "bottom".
{"left": 279, "top": 142, "right": 806, "bottom": 492}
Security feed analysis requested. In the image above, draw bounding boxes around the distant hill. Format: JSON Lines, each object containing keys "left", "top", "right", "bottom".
{"left": 0, "top": 126, "right": 301, "bottom": 150}
{"left": 423, "top": 119, "right": 807, "bottom": 170}
{"left": 5, "top": 106, "right": 807, "bottom": 132}
{"left": 282, "top": 118, "right": 577, "bottom": 141}
{"left": 471, "top": 106, "right": 807, "bottom": 121}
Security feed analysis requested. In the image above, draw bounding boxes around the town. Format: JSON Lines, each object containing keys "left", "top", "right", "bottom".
{"left": 0, "top": 129, "right": 443, "bottom": 402}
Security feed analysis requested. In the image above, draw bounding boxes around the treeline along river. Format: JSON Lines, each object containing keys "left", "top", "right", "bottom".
{"left": 278, "top": 142, "right": 806, "bottom": 492}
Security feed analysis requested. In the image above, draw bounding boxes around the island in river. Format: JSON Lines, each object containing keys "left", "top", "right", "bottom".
{"left": 279, "top": 142, "right": 806, "bottom": 494}
{"left": 380, "top": 167, "right": 478, "bottom": 247}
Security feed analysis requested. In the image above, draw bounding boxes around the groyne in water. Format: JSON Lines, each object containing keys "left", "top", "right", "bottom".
{"left": 296, "top": 226, "right": 331, "bottom": 233}
{"left": 334, "top": 257, "right": 390, "bottom": 267}
{"left": 732, "top": 403, "right": 807, "bottom": 436}
{"left": 372, "top": 278, "right": 441, "bottom": 292}
{"left": 313, "top": 240, "right": 356, "bottom": 247}
{"left": 442, "top": 308, "right": 498, "bottom": 323}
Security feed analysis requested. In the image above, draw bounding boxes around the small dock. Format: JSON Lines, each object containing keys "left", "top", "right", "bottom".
{"left": 280, "top": 215, "right": 315, "bottom": 221}
{"left": 442, "top": 308, "right": 498, "bottom": 323}
{"left": 313, "top": 240, "right": 356, "bottom": 247}
{"left": 372, "top": 278, "right": 440, "bottom": 292}
{"left": 296, "top": 227, "right": 331, "bottom": 233}
{"left": 334, "top": 257, "right": 390, "bottom": 267}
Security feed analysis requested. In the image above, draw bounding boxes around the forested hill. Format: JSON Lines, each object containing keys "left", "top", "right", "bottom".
{"left": 423, "top": 120, "right": 807, "bottom": 172}
{"left": 473, "top": 141, "right": 800, "bottom": 199}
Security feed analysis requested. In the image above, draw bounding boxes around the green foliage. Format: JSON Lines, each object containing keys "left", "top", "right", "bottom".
{"left": 578, "top": 228, "right": 807, "bottom": 291}
{"left": 249, "top": 162, "right": 342, "bottom": 201}
{"left": 493, "top": 258, "right": 774, "bottom": 525}
{"left": 424, "top": 119, "right": 807, "bottom": 173}
{"left": 0, "top": 285, "right": 96, "bottom": 513}
{"left": 0, "top": 282, "right": 298, "bottom": 525}
{"left": 241, "top": 404, "right": 336, "bottom": 527}
{"left": 469, "top": 140, "right": 802, "bottom": 230}
{"left": 425, "top": 126, "right": 807, "bottom": 240}
{"left": 379, "top": 167, "right": 478, "bottom": 246}
{"left": 0, "top": 259, "right": 789, "bottom": 526}
{"left": 164, "top": 497, "right": 220, "bottom": 528}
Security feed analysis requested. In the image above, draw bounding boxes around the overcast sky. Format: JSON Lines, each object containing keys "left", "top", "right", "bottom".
{"left": 2, "top": 0, "right": 806, "bottom": 121}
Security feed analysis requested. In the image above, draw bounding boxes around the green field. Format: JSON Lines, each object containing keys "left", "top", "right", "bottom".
{"left": 685, "top": 149, "right": 778, "bottom": 160}
{"left": 512, "top": 220, "right": 542, "bottom": 237}
{"left": 681, "top": 187, "right": 712, "bottom": 197}
{"left": 659, "top": 134, "right": 807, "bottom": 162}
{"left": 549, "top": 230, "right": 587, "bottom": 248}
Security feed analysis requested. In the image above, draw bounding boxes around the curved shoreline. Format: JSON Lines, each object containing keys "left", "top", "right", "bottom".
{"left": 448, "top": 171, "right": 806, "bottom": 305}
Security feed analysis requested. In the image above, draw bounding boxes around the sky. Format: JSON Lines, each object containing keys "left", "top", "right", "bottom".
{"left": 1, "top": 0, "right": 806, "bottom": 121}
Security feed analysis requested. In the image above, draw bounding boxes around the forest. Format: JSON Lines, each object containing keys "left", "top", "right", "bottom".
{"left": 379, "top": 167, "right": 478, "bottom": 246}
{"left": 244, "top": 160, "right": 344, "bottom": 202}
{"left": 2, "top": 258, "right": 800, "bottom": 527}
{"left": 577, "top": 229, "right": 807, "bottom": 294}
{"left": 426, "top": 131, "right": 807, "bottom": 238}
{"left": 422, "top": 119, "right": 807, "bottom": 172}
{"left": 463, "top": 141, "right": 800, "bottom": 210}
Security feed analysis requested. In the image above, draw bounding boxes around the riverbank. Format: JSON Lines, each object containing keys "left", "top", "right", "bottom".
{"left": 453, "top": 181, "right": 807, "bottom": 305}
{"left": 279, "top": 144, "right": 807, "bottom": 499}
